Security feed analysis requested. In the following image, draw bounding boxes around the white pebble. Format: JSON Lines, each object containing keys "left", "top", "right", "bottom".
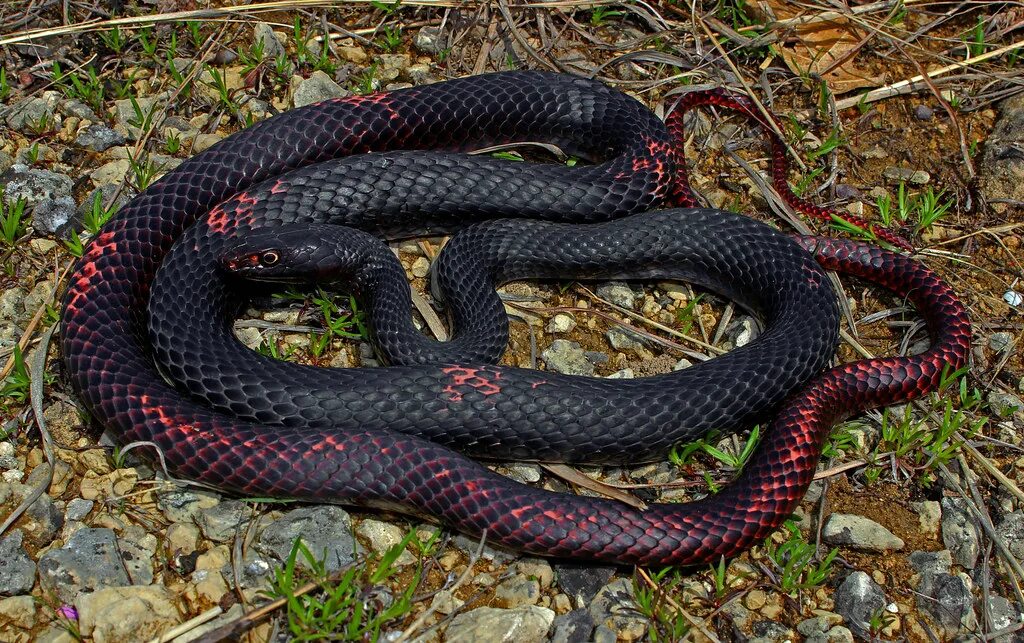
{"left": 1004, "top": 290, "right": 1023, "bottom": 307}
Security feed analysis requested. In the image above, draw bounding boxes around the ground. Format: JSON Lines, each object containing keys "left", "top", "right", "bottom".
{"left": 0, "top": 1, "right": 1022, "bottom": 642}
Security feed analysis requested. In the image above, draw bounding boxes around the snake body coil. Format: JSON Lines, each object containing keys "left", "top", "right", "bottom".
{"left": 61, "top": 71, "right": 971, "bottom": 565}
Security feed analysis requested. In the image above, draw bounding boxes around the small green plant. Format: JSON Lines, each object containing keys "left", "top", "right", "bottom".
{"left": 314, "top": 290, "right": 368, "bottom": 340}
{"left": 63, "top": 230, "right": 85, "bottom": 257}
{"left": 965, "top": 15, "right": 987, "bottom": 59}
{"left": 673, "top": 293, "right": 704, "bottom": 336}
{"left": 138, "top": 26, "right": 159, "bottom": 59}
{"left": 912, "top": 187, "right": 953, "bottom": 233}
{"left": 83, "top": 191, "right": 119, "bottom": 235}
{"left": 204, "top": 65, "right": 237, "bottom": 110}
{"left": 821, "top": 422, "right": 861, "bottom": 460}
{"left": 53, "top": 63, "right": 106, "bottom": 112}
{"left": 764, "top": 521, "right": 838, "bottom": 594}
{"left": 128, "top": 154, "right": 161, "bottom": 191}
{"left": 377, "top": 26, "right": 402, "bottom": 52}
{"left": 353, "top": 64, "right": 379, "bottom": 95}
{"left": 590, "top": 6, "right": 623, "bottom": 26}
{"left": 99, "top": 26, "right": 128, "bottom": 53}
{"left": 370, "top": 0, "right": 403, "bottom": 15}
{"left": 0, "top": 68, "right": 10, "bottom": 101}
{"left": 806, "top": 128, "right": 846, "bottom": 161}
{"left": 264, "top": 531, "right": 426, "bottom": 641}
{"left": 165, "top": 132, "right": 182, "bottom": 155}
{"left": 127, "top": 96, "right": 158, "bottom": 132}
{"left": 0, "top": 346, "right": 30, "bottom": 404}
{"left": 186, "top": 20, "right": 205, "bottom": 49}
{"left": 632, "top": 568, "right": 691, "bottom": 642}
{"left": 792, "top": 167, "right": 824, "bottom": 198}
{"left": 26, "top": 142, "right": 41, "bottom": 165}
{"left": 239, "top": 38, "right": 266, "bottom": 76}
{"left": 0, "top": 191, "right": 27, "bottom": 246}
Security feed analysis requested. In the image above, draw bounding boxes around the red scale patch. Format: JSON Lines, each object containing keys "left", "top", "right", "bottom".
{"left": 441, "top": 366, "right": 503, "bottom": 403}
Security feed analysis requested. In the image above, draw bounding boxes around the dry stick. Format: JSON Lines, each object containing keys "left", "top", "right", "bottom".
{"left": 834, "top": 36, "right": 1024, "bottom": 109}
{"left": 540, "top": 463, "right": 649, "bottom": 509}
{"left": 148, "top": 606, "right": 224, "bottom": 643}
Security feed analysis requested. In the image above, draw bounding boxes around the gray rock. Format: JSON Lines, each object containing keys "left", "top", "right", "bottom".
{"left": 0, "top": 531, "right": 36, "bottom": 596}
{"left": 75, "top": 125, "right": 125, "bottom": 152}
{"left": 32, "top": 196, "right": 77, "bottom": 235}
{"left": 910, "top": 500, "right": 941, "bottom": 539}
{"left": 354, "top": 519, "right": 415, "bottom": 567}
{"left": 293, "top": 70, "right": 350, "bottom": 108}
{"left": 76, "top": 585, "right": 180, "bottom": 643}
{"left": 156, "top": 487, "right": 220, "bottom": 523}
{"left": 257, "top": 505, "right": 357, "bottom": 573}
{"left": 196, "top": 499, "right": 251, "bottom": 542}
{"left": 118, "top": 527, "right": 157, "bottom": 585}
{"left": 554, "top": 562, "right": 615, "bottom": 607}
{"left": 822, "top": 513, "right": 904, "bottom": 551}
{"left": 8, "top": 483, "right": 63, "bottom": 546}
{"left": 987, "top": 595, "right": 1021, "bottom": 632}
{"left": 60, "top": 99, "right": 100, "bottom": 122}
{"left": 65, "top": 498, "right": 94, "bottom": 522}
{"left": 915, "top": 571, "right": 976, "bottom": 635}
{"left": 725, "top": 317, "right": 757, "bottom": 348}
{"left": 0, "top": 150, "right": 13, "bottom": 175}
{"left": 989, "top": 391, "right": 1023, "bottom": 418}
{"left": 0, "top": 165, "right": 73, "bottom": 207}
{"left": 413, "top": 26, "right": 445, "bottom": 55}
{"left": 444, "top": 605, "right": 554, "bottom": 642}
{"left": 807, "top": 626, "right": 855, "bottom": 643}
{"left": 720, "top": 601, "right": 752, "bottom": 632}
{"left": 883, "top": 167, "right": 930, "bottom": 185}
{"left": 605, "top": 327, "right": 646, "bottom": 353}
{"left": 38, "top": 528, "right": 131, "bottom": 603}
{"left": 989, "top": 331, "right": 1015, "bottom": 353}
{"left": 377, "top": 54, "right": 411, "bottom": 82}
{"left": 499, "top": 463, "right": 542, "bottom": 483}
{"left": 253, "top": 22, "right": 286, "bottom": 60}
{"left": 546, "top": 313, "right": 576, "bottom": 334}
{"left": 797, "top": 612, "right": 844, "bottom": 637}
{"left": 749, "top": 620, "right": 795, "bottom": 643}
{"left": 549, "top": 608, "right": 593, "bottom": 643}
{"left": 834, "top": 571, "right": 885, "bottom": 638}
{"left": 979, "top": 93, "right": 1024, "bottom": 214}
{"left": 112, "top": 95, "right": 163, "bottom": 138}
{"left": 595, "top": 282, "right": 636, "bottom": 309}
{"left": 542, "top": 340, "right": 595, "bottom": 376}
{"left": 494, "top": 575, "right": 541, "bottom": 608}
{"left": 589, "top": 578, "right": 646, "bottom": 641}
{"left": 914, "top": 105, "right": 934, "bottom": 120}
{"left": 996, "top": 511, "right": 1024, "bottom": 559}
{"left": 5, "top": 93, "right": 59, "bottom": 132}
{"left": 941, "top": 497, "right": 980, "bottom": 567}
{"left": 909, "top": 549, "right": 952, "bottom": 577}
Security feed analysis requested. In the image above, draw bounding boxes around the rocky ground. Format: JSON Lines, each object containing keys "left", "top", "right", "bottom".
{"left": 0, "top": 1, "right": 1023, "bottom": 642}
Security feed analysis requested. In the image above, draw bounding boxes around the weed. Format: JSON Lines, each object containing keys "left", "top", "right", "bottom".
{"left": 0, "top": 346, "right": 30, "bottom": 404}
{"left": 165, "top": 132, "right": 182, "bottom": 155}
{"left": 912, "top": 187, "right": 953, "bottom": 233}
{"left": 264, "top": 530, "right": 427, "bottom": 640}
{"left": 99, "top": 26, "right": 128, "bottom": 53}
{"left": 83, "top": 191, "right": 119, "bottom": 235}
{"left": 370, "top": 0, "right": 403, "bottom": 15}
{"left": 966, "top": 15, "right": 987, "bottom": 59}
{"left": 204, "top": 65, "right": 237, "bottom": 110}
{"left": 128, "top": 154, "right": 161, "bottom": 191}
{"left": 764, "top": 521, "right": 838, "bottom": 594}
{"left": 590, "top": 6, "right": 623, "bottom": 26}
{"left": 792, "top": 167, "right": 824, "bottom": 198}
{"left": 63, "top": 230, "right": 84, "bottom": 257}
{"left": 821, "top": 423, "right": 861, "bottom": 460}
{"left": 377, "top": 26, "right": 402, "bottom": 52}
{"left": 0, "top": 191, "right": 27, "bottom": 246}
{"left": 0, "top": 68, "right": 10, "bottom": 101}
{"left": 26, "top": 143, "right": 41, "bottom": 165}
{"left": 353, "top": 64, "right": 379, "bottom": 95}
{"left": 185, "top": 20, "right": 204, "bottom": 49}
{"left": 806, "top": 128, "right": 846, "bottom": 161}
{"left": 127, "top": 96, "right": 158, "bottom": 132}
{"left": 314, "top": 290, "right": 368, "bottom": 340}
{"left": 239, "top": 38, "right": 267, "bottom": 76}
{"left": 53, "top": 63, "right": 105, "bottom": 113}
{"left": 139, "top": 26, "right": 159, "bottom": 59}
{"left": 632, "top": 568, "right": 691, "bottom": 641}
{"left": 673, "top": 293, "right": 704, "bottom": 336}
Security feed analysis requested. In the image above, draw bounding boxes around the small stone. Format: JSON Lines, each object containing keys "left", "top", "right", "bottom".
{"left": 554, "top": 563, "right": 615, "bottom": 608}
{"left": 883, "top": 167, "right": 930, "bottom": 185}
{"left": 822, "top": 513, "right": 904, "bottom": 551}
{"left": 90, "top": 159, "right": 131, "bottom": 185}
{"left": 914, "top": 105, "right": 934, "bottom": 120}
{"left": 0, "top": 531, "right": 36, "bottom": 596}
{"left": 75, "top": 125, "right": 125, "bottom": 152}
{"left": 38, "top": 528, "right": 130, "bottom": 604}
{"left": 76, "top": 585, "right": 180, "bottom": 643}
{"left": 292, "top": 70, "right": 350, "bottom": 108}
{"left": 118, "top": 526, "right": 157, "bottom": 585}
{"left": 941, "top": 497, "right": 980, "bottom": 567}
{"left": 542, "top": 340, "right": 595, "bottom": 376}
{"left": 5, "top": 94, "right": 59, "bottom": 132}
{"left": 377, "top": 54, "right": 411, "bottom": 82}
{"left": 65, "top": 499, "right": 93, "bottom": 522}
{"left": 0, "top": 594, "right": 36, "bottom": 631}
{"left": 444, "top": 605, "right": 554, "bottom": 643}
{"left": 673, "top": 358, "right": 693, "bottom": 370}
{"left": 257, "top": 506, "right": 357, "bottom": 573}
{"left": 797, "top": 612, "right": 844, "bottom": 636}
{"left": 411, "top": 256, "right": 430, "bottom": 278}
{"left": 996, "top": 511, "right": 1024, "bottom": 559}
{"left": 988, "top": 391, "right": 1023, "bottom": 418}
{"left": 156, "top": 488, "right": 220, "bottom": 523}
{"left": 29, "top": 238, "right": 57, "bottom": 255}
{"left": 834, "top": 571, "right": 885, "bottom": 638}
{"left": 547, "top": 313, "right": 576, "bottom": 334}
{"left": 165, "top": 523, "right": 200, "bottom": 557}
{"left": 725, "top": 317, "right": 756, "bottom": 348}
{"left": 191, "top": 133, "right": 224, "bottom": 153}
{"left": 413, "top": 26, "right": 445, "bottom": 55}
{"left": 501, "top": 463, "right": 542, "bottom": 484}
{"left": 595, "top": 282, "right": 636, "bottom": 309}
{"left": 516, "top": 558, "right": 554, "bottom": 588}
{"left": 910, "top": 500, "right": 940, "bottom": 539}
{"left": 1, "top": 164, "right": 73, "bottom": 207}
{"left": 605, "top": 327, "right": 646, "bottom": 353}
{"left": 744, "top": 588, "right": 766, "bottom": 610}
{"left": 589, "top": 578, "right": 646, "bottom": 641}
{"left": 494, "top": 575, "right": 541, "bottom": 607}
{"left": 914, "top": 571, "right": 975, "bottom": 635}
{"left": 549, "top": 608, "right": 594, "bottom": 643}
{"left": 355, "top": 519, "right": 415, "bottom": 567}
{"left": 606, "top": 368, "right": 633, "bottom": 379}
{"left": 253, "top": 22, "right": 286, "bottom": 60}
{"left": 988, "top": 331, "right": 1014, "bottom": 353}
{"left": 987, "top": 595, "right": 1021, "bottom": 632}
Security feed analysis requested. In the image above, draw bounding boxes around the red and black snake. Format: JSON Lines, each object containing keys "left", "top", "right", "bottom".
{"left": 61, "top": 71, "right": 971, "bottom": 565}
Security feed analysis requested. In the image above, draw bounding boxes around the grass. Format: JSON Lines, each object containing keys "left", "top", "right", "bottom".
{"left": 0, "top": 190, "right": 27, "bottom": 247}
{"left": 632, "top": 568, "right": 692, "bottom": 642}
{"left": 764, "top": 520, "right": 838, "bottom": 595}
{"left": 668, "top": 427, "right": 761, "bottom": 493}
{"left": 377, "top": 26, "right": 403, "bottom": 53}
{"left": 0, "top": 346, "right": 30, "bottom": 406}
{"left": 264, "top": 529, "right": 435, "bottom": 641}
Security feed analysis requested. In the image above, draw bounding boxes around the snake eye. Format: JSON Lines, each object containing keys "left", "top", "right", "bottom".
{"left": 261, "top": 251, "right": 280, "bottom": 266}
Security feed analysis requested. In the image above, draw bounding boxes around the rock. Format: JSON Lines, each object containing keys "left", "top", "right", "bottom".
{"left": 253, "top": 22, "right": 286, "bottom": 60}
{"left": 494, "top": 575, "right": 541, "bottom": 608}
{"left": 834, "top": 571, "right": 885, "bottom": 638}
{"left": 606, "top": 368, "right": 633, "bottom": 379}
{"left": 6, "top": 483, "right": 63, "bottom": 546}
{"left": 549, "top": 608, "right": 594, "bottom": 643}
{"left": 797, "top": 612, "right": 845, "bottom": 637}
{"left": 0, "top": 165, "right": 73, "bottom": 207}
{"left": 38, "top": 528, "right": 131, "bottom": 603}
{"left": 987, "top": 595, "right": 1021, "bottom": 632}
{"left": 411, "top": 256, "right": 430, "bottom": 278}
{"left": 118, "top": 526, "right": 157, "bottom": 585}
{"left": 909, "top": 549, "right": 952, "bottom": 578}
{"left": 499, "top": 463, "right": 542, "bottom": 483}
{"left": 60, "top": 98, "right": 100, "bottom": 122}
{"left": 822, "top": 513, "right": 904, "bottom": 551}
{"left": 377, "top": 54, "right": 411, "bottom": 82}
{"left": 355, "top": 519, "right": 415, "bottom": 567}
{"left": 596, "top": 282, "right": 636, "bottom": 309}
{"left": 988, "top": 391, "right": 1023, "bottom": 418}
{"left": 516, "top": 558, "right": 554, "bottom": 588}
{"left": 257, "top": 505, "right": 357, "bottom": 573}
{"left": 5, "top": 93, "right": 59, "bottom": 132}
{"left": 910, "top": 500, "right": 941, "bottom": 539}
{"left": 542, "top": 340, "right": 595, "bottom": 376}
{"left": 989, "top": 331, "right": 1014, "bottom": 353}
{"left": 721, "top": 601, "right": 752, "bottom": 632}
{"left": 883, "top": 167, "right": 930, "bottom": 185}
{"left": 996, "top": 511, "right": 1024, "bottom": 559}
{"left": 914, "top": 571, "right": 975, "bottom": 635}
{"left": 0, "top": 531, "right": 36, "bottom": 596}
{"left": 76, "top": 585, "right": 180, "bottom": 643}
{"left": 444, "top": 605, "right": 554, "bottom": 643}
{"left": 0, "top": 595, "right": 36, "bottom": 633}
{"left": 338, "top": 46, "right": 368, "bottom": 64}
{"left": 293, "top": 70, "right": 350, "bottom": 108}
{"left": 749, "top": 620, "right": 795, "bottom": 642}
{"left": 75, "top": 125, "right": 125, "bottom": 152}
{"left": 111, "top": 95, "right": 164, "bottom": 140}
{"left": 546, "top": 313, "right": 576, "bottom": 334}
{"left": 413, "top": 26, "right": 445, "bottom": 55}
{"left": 589, "top": 578, "right": 646, "bottom": 641}
{"left": 914, "top": 105, "right": 934, "bottom": 120}
{"left": 65, "top": 498, "right": 93, "bottom": 522}
{"left": 156, "top": 487, "right": 220, "bottom": 523}
{"left": 941, "top": 497, "right": 980, "bottom": 567}
{"left": 554, "top": 562, "right": 615, "bottom": 607}
{"left": 979, "top": 93, "right": 1024, "bottom": 213}
{"left": 89, "top": 159, "right": 130, "bottom": 185}
{"left": 605, "top": 327, "right": 646, "bottom": 353}
{"left": 0, "top": 151, "right": 13, "bottom": 175}
{"left": 725, "top": 317, "right": 756, "bottom": 348}
{"left": 196, "top": 499, "right": 251, "bottom": 542}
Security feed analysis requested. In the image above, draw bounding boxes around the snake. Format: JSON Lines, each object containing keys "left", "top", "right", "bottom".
{"left": 61, "top": 71, "right": 971, "bottom": 565}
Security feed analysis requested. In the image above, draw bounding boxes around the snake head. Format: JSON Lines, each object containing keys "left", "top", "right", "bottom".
{"left": 219, "top": 226, "right": 323, "bottom": 283}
